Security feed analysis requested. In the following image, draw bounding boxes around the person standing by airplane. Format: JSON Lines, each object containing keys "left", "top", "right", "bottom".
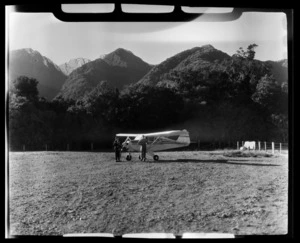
{"left": 113, "top": 137, "right": 122, "bottom": 162}
{"left": 138, "top": 135, "right": 148, "bottom": 161}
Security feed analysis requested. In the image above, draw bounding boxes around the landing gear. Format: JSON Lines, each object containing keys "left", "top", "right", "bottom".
{"left": 153, "top": 155, "right": 159, "bottom": 161}
{"left": 126, "top": 154, "right": 132, "bottom": 161}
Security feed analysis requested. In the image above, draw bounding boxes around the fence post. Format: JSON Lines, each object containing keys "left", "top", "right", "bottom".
{"left": 280, "top": 143, "right": 282, "bottom": 154}
{"left": 237, "top": 141, "right": 239, "bottom": 150}
{"left": 258, "top": 141, "right": 261, "bottom": 151}
{"left": 264, "top": 141, "right": 267, "bottom": 152}
{"left": 272, "top": 142, "right": 275, "bottom": 154}
{"left": 23, "top": 145, "right": 25, "bottom": 151}
{"left": 91, "top": 143, "right": 93, "bottom": 151}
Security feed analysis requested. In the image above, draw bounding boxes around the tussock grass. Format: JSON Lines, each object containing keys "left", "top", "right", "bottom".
{"left": 223, "top": 150, "right": 274, "bottom": 158}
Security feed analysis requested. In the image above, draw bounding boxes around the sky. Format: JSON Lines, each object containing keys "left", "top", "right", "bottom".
{"left": 6, "top": 7, "right": 288, "bottom": 65}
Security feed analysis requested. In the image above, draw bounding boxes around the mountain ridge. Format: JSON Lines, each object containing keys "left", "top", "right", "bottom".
{"left": 136, "top": 45, "right": 231, "bottom": 87}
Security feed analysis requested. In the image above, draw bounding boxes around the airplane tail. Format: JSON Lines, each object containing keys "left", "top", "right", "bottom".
{"left": 176, "top": 130, "right": 190, "bottom": 145}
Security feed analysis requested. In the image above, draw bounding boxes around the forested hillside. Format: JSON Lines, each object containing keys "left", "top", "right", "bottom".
{"left": 136, "top": 44, "right": 230, "bottom": 87}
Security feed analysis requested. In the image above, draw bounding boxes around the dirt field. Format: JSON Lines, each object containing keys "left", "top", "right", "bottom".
{"left": 8, "top": 150, "right": 288, "bottom": 236}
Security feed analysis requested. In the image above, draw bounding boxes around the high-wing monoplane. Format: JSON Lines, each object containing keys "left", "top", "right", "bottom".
{"left": 116, "top": 130, "right": 190, "bottom": 161}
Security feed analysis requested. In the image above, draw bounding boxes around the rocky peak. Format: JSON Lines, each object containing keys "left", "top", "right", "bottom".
{"left": 102, "top": 48, "right": 145, "bottom": 68}
{"left": 59, "top": 58, "right": 91, "bottom": 75}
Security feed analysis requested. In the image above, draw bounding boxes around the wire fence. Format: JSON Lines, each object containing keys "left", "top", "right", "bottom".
{"left": 188, "top": 140, "right": 288, "bottom": 154}
{"left": 9, "top": 140, "right": 288, "bottom": 154}
{"left": 236, "top": 141, "right": 288, "bottom": 154}
{"left": 8, "top": 142, "right": 112, "bottom": 152}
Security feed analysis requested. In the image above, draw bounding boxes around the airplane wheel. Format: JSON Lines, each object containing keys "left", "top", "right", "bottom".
{"left": 153, "top": 155, "right": 159, "bottom": 161}
{"left": 126, "top": 155, "right": 132, "bottom": 161}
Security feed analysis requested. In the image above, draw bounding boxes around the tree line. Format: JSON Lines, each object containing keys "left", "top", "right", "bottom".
{"left": 8, "top": 45, "right": 288, "bottom": 151}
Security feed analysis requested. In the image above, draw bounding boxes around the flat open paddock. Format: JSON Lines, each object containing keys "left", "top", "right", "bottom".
{"left": 8, "top": 151, "right": 288, "bottom": 236}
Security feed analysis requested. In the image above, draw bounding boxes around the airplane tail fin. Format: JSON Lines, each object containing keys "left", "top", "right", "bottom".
{"left": 176, "top": 130, "right": 190, "bottom": 145}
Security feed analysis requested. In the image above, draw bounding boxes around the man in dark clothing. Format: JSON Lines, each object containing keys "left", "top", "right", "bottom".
{"left": 138, "top": 136, "right": 147, "bottom": 161}
{"left": 113, "top": 137, "right": 122, "bottom": 162}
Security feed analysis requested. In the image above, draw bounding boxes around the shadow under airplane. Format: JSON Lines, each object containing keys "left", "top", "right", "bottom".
{"left": 146, "top": 159, "right": 281, "bottom": 167}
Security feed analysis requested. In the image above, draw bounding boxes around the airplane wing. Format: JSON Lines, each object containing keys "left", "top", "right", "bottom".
{"left": 116, "top": 133, "right": 141, "bottom": 137}
{"left": 143, "top": 130, "right": 186, "bottom": 137}
{"left": 116, "top": 130, "right": 189, "bottom": 139}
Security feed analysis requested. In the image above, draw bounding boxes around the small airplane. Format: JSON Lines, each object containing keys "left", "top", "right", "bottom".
{"left": 116, "top": 129, "right": 190, "bottom": 161}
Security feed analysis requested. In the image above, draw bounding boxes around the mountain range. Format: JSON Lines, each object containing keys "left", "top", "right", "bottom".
{"left": 8, "top": 46, "right": 288, "bottom": 101}
{"left": 56, "top": 48, "right": 153, "bottom": 100}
